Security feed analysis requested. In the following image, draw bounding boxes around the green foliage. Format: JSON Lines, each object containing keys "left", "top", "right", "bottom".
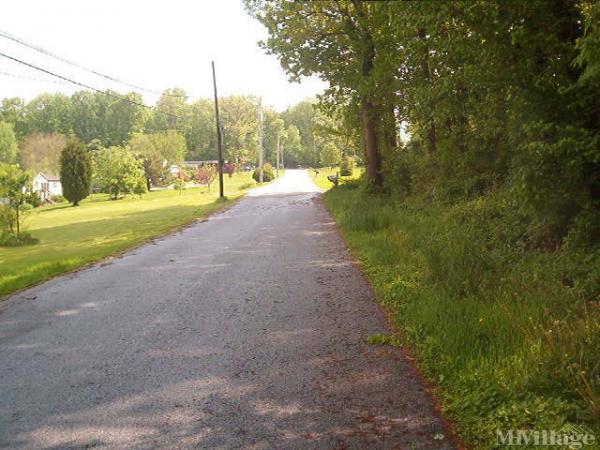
{"left": 0, "top": 87, "right": 330, "bottom": 174}
{"left": 25, "top": 192, "right": 42, "bottom": 208}
{"left": 280, "top": 100, "right": 319, "bottom": 166}
{"left": 0, "top": 163, "right": 32, "bottom": 239}
{"left": 0, "top": 230, "right": 38, "bottom": 247}
{"left": 129, "top": 131, "right": 185, "bottom": 188}
{"left": 173, "top": 177, "right": 186, "bottom": 195}
{"left": 59, "top": 139, "right": 92, "bottom": 206}
{"left": 319, "top": 142, "right": 341, "bottom": 167}
{"left": 94, "top": 146, "right": 147, "bottom": 200}
{"left": 324, "top": 186, "right": 600, "bottom": 448}
{"left": 0, "top": 121, "right": 18, "bottom": 163}
{"left": 250, "top": 0, "right": 600, "bottom": 245}
{"left": 252, "top": 163, "right": 274, "bottom": 183}
{"left": 339, "top": 155, "right": 354, "bottom": 177}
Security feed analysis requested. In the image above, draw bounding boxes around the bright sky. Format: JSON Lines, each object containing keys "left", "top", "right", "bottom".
{"left": 0, "top": 0, "right": 326, "bottom": 111}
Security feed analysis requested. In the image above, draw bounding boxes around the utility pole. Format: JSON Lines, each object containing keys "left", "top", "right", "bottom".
{"left": 258, "top": 100, "right": 264, "bottom": 183}
{"left": 211, "top": 61, "right": 224, "bottom": 198}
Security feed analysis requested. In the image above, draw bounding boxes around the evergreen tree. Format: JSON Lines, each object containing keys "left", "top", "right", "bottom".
{"left": 59, "top": 139, "right": 92, "bottom": 206}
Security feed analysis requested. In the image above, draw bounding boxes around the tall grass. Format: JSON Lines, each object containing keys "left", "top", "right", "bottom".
{"left": 324, "top": 182, "right": 600, "bottom": 449}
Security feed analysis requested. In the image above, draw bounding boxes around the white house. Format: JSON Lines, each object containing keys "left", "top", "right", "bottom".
{"left": 33, "top": 173, "right": 62, "bottom": 201}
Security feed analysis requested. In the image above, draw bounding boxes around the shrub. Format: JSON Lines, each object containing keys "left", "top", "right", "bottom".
{"left": 51, "top": 194, "right": 66, "bottom": 203}
{"left": 25, "top": 192, "right": 42, "bottom": 208}
{"left": 0, "top": 230, "right": 38, "bottom": 247}
{"left": 173, "top": 177, "right": 186, "bottom": 195}
{"left": 195, "top": 165, "right": 217, "bottom": 191}
{"left": 252, "top": 163, "right": 274, "bottom": 183}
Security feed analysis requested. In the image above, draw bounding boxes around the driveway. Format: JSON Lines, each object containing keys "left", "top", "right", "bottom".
{"left": 0, "top": 170, "right": 454, "bottom": 449}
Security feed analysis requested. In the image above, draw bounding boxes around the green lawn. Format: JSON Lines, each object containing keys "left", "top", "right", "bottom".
{"left": 0, "top": 172, "right": 256, "bottom": 298}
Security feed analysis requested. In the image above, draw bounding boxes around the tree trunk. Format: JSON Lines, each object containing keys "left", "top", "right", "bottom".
{"left": 361, "top": 96, "right": 383, "bottom": 189}
{"left": 15, "top": 205, "right": 20, "bottom": 237}
{"left": 419, "top": 27, "right": 437, "bottom": 154}
{"left": 384, "top": 103, "right": 397, "bottom": 152}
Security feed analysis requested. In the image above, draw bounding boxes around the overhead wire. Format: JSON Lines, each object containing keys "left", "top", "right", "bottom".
{"left": 0, "top": 70, "right": 69, "bottom": 85}
{"left": 0, "top": 30, "right": 187, "bottom": 98}
{"left": 0, "top": 51, "right": 186, "bottom": 122}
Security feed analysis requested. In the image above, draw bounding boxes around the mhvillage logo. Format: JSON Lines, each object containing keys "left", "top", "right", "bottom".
{"left": 496, "top": 424, "right": 596, "bottom": 448}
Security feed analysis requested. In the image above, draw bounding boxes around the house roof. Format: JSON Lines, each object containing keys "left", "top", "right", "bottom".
{"left": 38, "top": 173, "right": 61, "bottom": 182}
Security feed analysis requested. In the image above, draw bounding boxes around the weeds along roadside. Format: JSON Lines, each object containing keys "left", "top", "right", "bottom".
{"left": 323, "top": 181, "right": 600, "bottom": 449}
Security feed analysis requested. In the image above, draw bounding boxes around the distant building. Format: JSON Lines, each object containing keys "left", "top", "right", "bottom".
{"left": 33, "top": 173, "right": 62, "bottom": 201}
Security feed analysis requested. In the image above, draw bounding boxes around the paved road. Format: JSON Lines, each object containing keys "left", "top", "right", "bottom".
{"left": 0, "top": 170, "right": 454, "bottom": 450}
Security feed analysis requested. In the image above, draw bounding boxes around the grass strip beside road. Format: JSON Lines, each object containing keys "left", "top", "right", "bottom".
{"left": 323, "top": 182, "right": 600, "bottom": 449}
{"left": 0, "top": 172, "right": 254, "bottom": 298}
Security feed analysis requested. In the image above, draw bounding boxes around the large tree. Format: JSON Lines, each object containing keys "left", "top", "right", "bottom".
{"left": 150, "top": 88, "right": 188, "bottom": 131}
{"left": 247, "top": 1, "right": 394, "bottom": 188}
{"left": 0, "top": 98, "right": 28, "bottom": 138}
{"left": 320, "top": 142, "right": 341, "bottom": 167}
{"left": 25, "top": 93, "right": 74, "bottom": 135}
{"left": 129, "top": 131, "right": 186, "bottom": 188}
{"left": 94, "top": 146, "right": 147, "bottom": 199}
{"left": 220, "top": 96, "right": 260, "bottom": 164}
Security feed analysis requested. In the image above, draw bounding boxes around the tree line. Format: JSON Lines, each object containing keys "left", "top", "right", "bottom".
{"left": 0, "top": 88, "right": 353, "bottom": 174}
{"left": 248, "top": 0, "right": 600, "bottom": 245}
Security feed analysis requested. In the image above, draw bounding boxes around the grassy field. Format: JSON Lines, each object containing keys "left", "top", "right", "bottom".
{"left": 0, "top": 172, "right": 256, "bottom": 298}
{"left": 323, "top": 183, "right": 600, "bottom": 449}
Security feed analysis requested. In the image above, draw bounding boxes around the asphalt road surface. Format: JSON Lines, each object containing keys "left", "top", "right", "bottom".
{"left": 0, "top": 170, "right": 454, "bottom": 450}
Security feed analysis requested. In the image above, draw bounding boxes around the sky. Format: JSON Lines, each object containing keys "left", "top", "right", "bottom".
{"left": 0, "top": 0, "right": 327, "bottom": 111}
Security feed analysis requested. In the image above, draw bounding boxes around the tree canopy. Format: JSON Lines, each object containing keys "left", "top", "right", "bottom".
{"left": 248, "top": 0, "right": 600, "bottom": 242}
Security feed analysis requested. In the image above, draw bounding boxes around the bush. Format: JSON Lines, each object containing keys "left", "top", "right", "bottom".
{"left": 252, "top": 163, "right": 275, "bottom": 183}
{"left": 51, "top": 194, "right": 66, "bottom": 203}
{"left": 195, "top": 165, "right": 217, "bottom": 191}
{"left": 339, "top": 156, "right": 354, "bottom": 176}
{"left": 25, "top": 192, "right": 42, "bottom": 208}
{"left": 0, "top": 204, "right": 16, "bottom": 232}
{"left": 0, "top": 230, "right": 38, "bottom": 247}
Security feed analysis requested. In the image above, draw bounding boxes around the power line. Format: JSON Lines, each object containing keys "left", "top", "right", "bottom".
{"left": 0, "top": 70, "right": 69, "bottom": 85}
{"left": 0, "top": 30, "right": 186, "bottom": 98}
{"left": 0, "top": 51, "right": 186, "bottom": 121}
